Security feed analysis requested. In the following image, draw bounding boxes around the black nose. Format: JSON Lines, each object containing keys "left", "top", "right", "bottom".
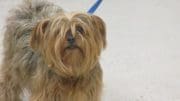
{"left": 66, "top": 29, "right": 75, "bottom": 44}
{"left": 67, "top": 36, "right": 75, "bottom": 44}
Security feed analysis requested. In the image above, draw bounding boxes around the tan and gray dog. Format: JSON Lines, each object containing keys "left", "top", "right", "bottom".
{"left": 0, "top": 0, "right": 106, "bottom": 101}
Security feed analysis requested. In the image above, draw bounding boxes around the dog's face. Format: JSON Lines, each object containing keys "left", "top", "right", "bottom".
{"left": 30, "top": 13, "right": 106, "bottom": 77}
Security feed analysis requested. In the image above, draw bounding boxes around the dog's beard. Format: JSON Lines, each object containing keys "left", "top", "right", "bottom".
{"left": 62, "top": 45, "right": 84, "bottom": 69}
{"left": 60, "top": 38, "right": 91, "bottom": 76}
{"left": 44, "top": 36, "right": 92, "bottom": 77}
{"left": 55, "top": 36, "right": 99, "bottom": 77}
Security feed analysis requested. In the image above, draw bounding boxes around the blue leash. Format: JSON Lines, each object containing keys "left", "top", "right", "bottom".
{"left": 88, "top": 0, "right": 102, "bottom": 14}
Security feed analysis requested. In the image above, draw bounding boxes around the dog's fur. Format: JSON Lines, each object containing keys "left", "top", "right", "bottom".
{"left": 0, "top": 0, "right": 106, "bottom": 101}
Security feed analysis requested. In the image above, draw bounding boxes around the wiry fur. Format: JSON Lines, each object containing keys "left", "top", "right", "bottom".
{"left": 0, "top": 0, "right": 106, "bottom": 101}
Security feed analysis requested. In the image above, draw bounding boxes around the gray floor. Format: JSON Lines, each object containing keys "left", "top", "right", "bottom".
{"left": 0, "top": 0, "right": 180, "bottom": 101}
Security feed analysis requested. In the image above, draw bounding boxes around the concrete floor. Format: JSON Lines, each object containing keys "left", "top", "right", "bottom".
{"left": 0, "top": 0, "right": 180, "bottom": 101}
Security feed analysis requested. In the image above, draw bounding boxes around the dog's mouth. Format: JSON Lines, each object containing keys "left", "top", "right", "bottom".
{"left": 66, "top": 45, "right": 79, "bottom": 50}
{"left": 65, "top": 45, "right": 81, "bottom": 50}
{"left": 63, "top": 45, "right": 84, "bottom": 55}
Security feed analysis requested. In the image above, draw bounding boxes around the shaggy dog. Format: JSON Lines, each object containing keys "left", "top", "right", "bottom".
{"left": 0, "top": 0, "right": 106, "bottom": 101}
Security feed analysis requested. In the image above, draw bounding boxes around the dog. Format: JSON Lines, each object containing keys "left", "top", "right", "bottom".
{"left": 0, "top": 0, "right": 106, "bottom": 101}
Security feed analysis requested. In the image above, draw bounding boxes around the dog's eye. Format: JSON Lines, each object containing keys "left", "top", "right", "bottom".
{"left": 76, "top": 26, "right": 84, "bottom": 34}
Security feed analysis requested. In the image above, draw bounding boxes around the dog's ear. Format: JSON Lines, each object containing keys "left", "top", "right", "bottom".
{"left": 91, "top": 15, "right": 106, "bottom": 48}
{"left": 30, "top": 19, "right": 49, "bottom": 50}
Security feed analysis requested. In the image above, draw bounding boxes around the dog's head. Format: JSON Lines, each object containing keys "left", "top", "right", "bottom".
{"left": 30, "top": 13, "right": 106, "bottom": 77}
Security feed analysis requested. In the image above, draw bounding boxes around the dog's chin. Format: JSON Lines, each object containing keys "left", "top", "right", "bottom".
{"left": 62, "top": 46, "right": 84, "bottom": 68}
{"left": 64, "top": 45, "right": 84, "bottom": 55}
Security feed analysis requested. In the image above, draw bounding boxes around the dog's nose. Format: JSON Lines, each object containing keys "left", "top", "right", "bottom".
{"left": 66, "top": 29, "right": 75, "bottom": 44}
{"left": 67, "top": 36, "right": 75, "bottom": 44}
